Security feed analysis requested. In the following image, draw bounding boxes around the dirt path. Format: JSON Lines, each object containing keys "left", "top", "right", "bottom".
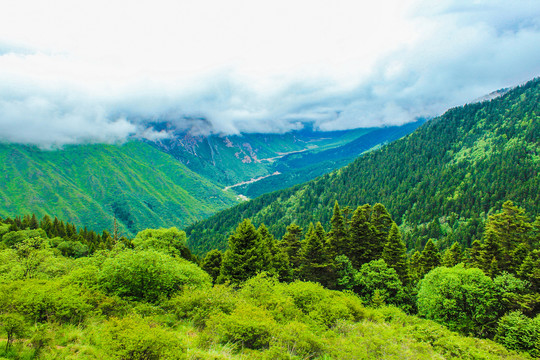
{"left": 223, "top": 171, "right": 281, "bottom": 191}
{"left": 256, "top": 148, "right": 313, "bottom": 163}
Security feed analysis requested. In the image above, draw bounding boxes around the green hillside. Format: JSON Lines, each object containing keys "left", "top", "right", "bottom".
{"left": 0, "top": 141, "right": 239, "bottom": 235}
{"left": 186, "top": 78, "right": 540, "bottom": 254}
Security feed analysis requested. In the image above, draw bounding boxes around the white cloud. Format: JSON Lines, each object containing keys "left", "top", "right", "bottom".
{"left": 0, "top": 0, "right": 539, "bottom": 147}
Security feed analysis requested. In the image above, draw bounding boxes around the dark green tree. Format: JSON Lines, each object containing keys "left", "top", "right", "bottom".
{"left": 349, "top": 204, "right": 375, "bottom": 267}
{"left": 258, "top": 224, "right": 290, "bottom": 279}
{"left": 280, "top": 223, "right": 303, "bottom": 272}
{"left": 298, "top": 223, "right": 333, "bottom": 286}
{"left": 479, "top": 228, "right": 502, "bottom": 277}
{"left": 467, "top": 239, "right": 483, "bottom": 269}
{"left": 370, "top": 203, "right": 393, "bottom": 260}
{"left": 419, "top": 239, "right": 441, "bottom": 277}
{"left": 328, "top": 201, "right": 348, "bottom": 257}
{"left": 382, "top": 222, "right": 408, "bottom": 283}
{"left": 441, "top": 242, "right": 463, "bottom": 267}
{"left": 485, "top": 201, "right": 532, "bottom": 273}
{"left": 219, "top": 219, "right": 264, "bottom": 284}
{"left": 519, "top": 249, "right": 540, "bottom": 293}
{"left": 408, "top": 250, "right": 422, "bottom": 283}
{"left": 201, "top": 249, "right": 223, "bottom": 283}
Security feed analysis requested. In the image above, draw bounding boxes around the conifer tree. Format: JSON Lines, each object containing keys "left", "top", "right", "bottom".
{"left": 485, "top": 201, "right": 532, "bottom": 273}
{"left": 518, "top": 249, "right": 540, "bottom": 293}
{"left": 258, "top": 224, "right": 275, "bottom": 272}
{"left": 479, "top": 228, "right": 501, "bottom": 276}
{"left": 349, "top": 204, "right": 375, "bottom": 267}
{"left": 219, "top": 219, "right": 263, "bottom": 284}
{"left": 201, "top": 249, "right": 223, "bottom": 283}
{"left": 258, "top": 223, "right": 290, "bottom": 279}
{"left": 370, "top": 203, "right": 393, "bottom": 260}
{"left": 281, "top": 223, "right": 304, "bottom": 271}
{"left": 328, "top": 201, "right": 348, "bottom": 257}
{"left": 382, "top": 222, "right": 408, "bottom": 283}
{"left": 298, "top": 222, "right": 331, "bottom": 284}
{"left": 441, "top": 242, "right": 463, "bottom": 267}
{"left": 467, "top": 239, "right": 483, "bottom": 269}
{"left": 40, "top": 215, "right": 53, "bottom": 237}
{"left": 419, "top": 239, "right": 441, "bottom": 277}
{"left": 29, "top": 214, "right": 39, "bottom": 230}
{"left": 314, "top": 222, "right": 327, "bottom": 244}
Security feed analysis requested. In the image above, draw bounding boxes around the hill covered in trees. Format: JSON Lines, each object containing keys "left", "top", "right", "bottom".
{"left": 0, "top": 121, "right": 421, "bottom": 238}
{"left": 0, "top": 141, "right": 239, "bottom": 236}
{"left": 186, "top": 78, "right": 540, "bottom": 254}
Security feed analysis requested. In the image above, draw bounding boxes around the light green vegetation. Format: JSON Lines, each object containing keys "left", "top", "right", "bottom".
{"left": 0, "top": 141, "right": 239, "bottom": 236}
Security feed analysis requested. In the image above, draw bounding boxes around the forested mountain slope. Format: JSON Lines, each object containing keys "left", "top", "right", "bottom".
{"left": 186, "top": 78, "right": 539, "bottom": 254}
{"left": 147, "top": 122, "right": 422, "bottom": 197}
{"left": 0, "top": 122, "right": 421, "bottom": 237}
{"left": 0, "top": 141, "right": 239, "bottom": 236}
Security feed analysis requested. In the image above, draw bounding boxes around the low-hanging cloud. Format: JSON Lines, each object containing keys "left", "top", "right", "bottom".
{"left": 0, "top": 0, "right": 539, "bottom": 148}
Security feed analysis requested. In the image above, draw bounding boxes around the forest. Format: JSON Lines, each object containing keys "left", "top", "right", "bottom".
{"left": 0, "top": 199, "right": 538, "bottom": 359}
{"left": 185, "top": 78, "right": 539, "bottom": 255}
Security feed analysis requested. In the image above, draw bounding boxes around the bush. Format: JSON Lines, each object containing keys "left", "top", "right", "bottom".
{"left": 101, "top": 316, "right": 186, "bottom": 359}
{"left": 494, "top": 311, "right": 539, "bottom": 357}
{"left": 167, "top": 285, "right": 239, "bottom": 329}
{"left": 98, "top": 249, "right": 211, "bottom": 303}
{"left": 269, "top": 321, "right": 325, "bottom": 358}
{"left": 207, "top": 304, "right": 276, "bottom": 350}
{"left": 0, "top": 280, "right": 92, "bottom": 324}
{"left": 417, "top": 265, "right": 497, "bottom": 337}
{"left": 354, "top": 259, "right": 405, "bottom": 306}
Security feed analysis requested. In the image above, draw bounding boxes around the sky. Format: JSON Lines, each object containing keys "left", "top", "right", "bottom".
{"left": 1, "top": 0, "right": 540, "bottom": 147}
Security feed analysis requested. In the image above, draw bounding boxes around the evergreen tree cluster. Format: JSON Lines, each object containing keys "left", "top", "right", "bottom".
{"left": 207, "top": 202, "right": 410, "bottom": 291}
{"left": 0, "top": 213, "right": 123, "bottom": 257}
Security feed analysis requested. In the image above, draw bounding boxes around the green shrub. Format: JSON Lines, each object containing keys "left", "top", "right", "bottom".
{"left": 0, "top": 280, "right": 92, "bottom": 324}
{"left": 207, "top": 303, "right": 276, "bottom": 350}
{"left": 270, "top": 321, "right": 325, "bottom": 359}
{"left": 240, "top": 274, "right": 302, "bottom": 323}
{"left": 167, "top": 285, "right": 239, "bottom": 329}
{"left": 98, "top": 249, "right": 211, "bottom": 303}
{"left": 101, "top": 315, "right": 186, "bottom": 360}
{"left": 417, "top": 265, "right": 497, "bottom": 337}
{"left": 494, "top": 311, "right": 539, "bottom": 357}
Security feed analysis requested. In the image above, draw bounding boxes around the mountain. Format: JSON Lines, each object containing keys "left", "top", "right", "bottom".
{"left": 145, "top": 123, "right": 423, "bottom": 197}
{"left": 0, "top": 141, "right": 239, "bottom": 235}
{"left": 0, "top": 122, "right": 421, "bottom": 236}
{"left": 185, "top": 79, "right": 540, "bottom": 254}
{"left": 234, "top": 120, "right": 424, "bottom": 198}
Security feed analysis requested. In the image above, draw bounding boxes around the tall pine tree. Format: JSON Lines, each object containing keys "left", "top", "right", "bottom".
{"left": 419, "top": 239, "right": 441, "bottom": 277}
{"left": 328, "top": 201, "right": 349, "bottom": 258}
{"left": 218, "top": 219, "right": 264, "bottom": 284}
{"left": 370, "top": 203, "right": 393, "bottom": 260}
{"left": 382, "top": 222, "right": 408, "bottom": 283}
{"left": 349, "top": 204, "right": 375, "bottom": 268}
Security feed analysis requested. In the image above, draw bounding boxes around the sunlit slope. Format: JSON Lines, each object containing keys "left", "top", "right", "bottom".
{"left": 0, "top": 141, "right": 239, "bottom": 235}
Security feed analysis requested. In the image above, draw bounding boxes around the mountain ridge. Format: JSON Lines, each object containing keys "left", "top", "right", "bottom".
{"left": 185, "top": 78, "right": 540, "bottom": 254}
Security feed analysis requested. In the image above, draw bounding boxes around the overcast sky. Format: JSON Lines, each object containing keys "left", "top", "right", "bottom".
{"left": 1, "top": 0, "right": 540, "bottom": 147}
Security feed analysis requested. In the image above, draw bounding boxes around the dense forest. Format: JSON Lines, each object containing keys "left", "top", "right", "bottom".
{"left": 0, "top": 200, "right": 538, "bottom": 358}
{"left": 185, "top": 78, "right": 540, "bottom": 255}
